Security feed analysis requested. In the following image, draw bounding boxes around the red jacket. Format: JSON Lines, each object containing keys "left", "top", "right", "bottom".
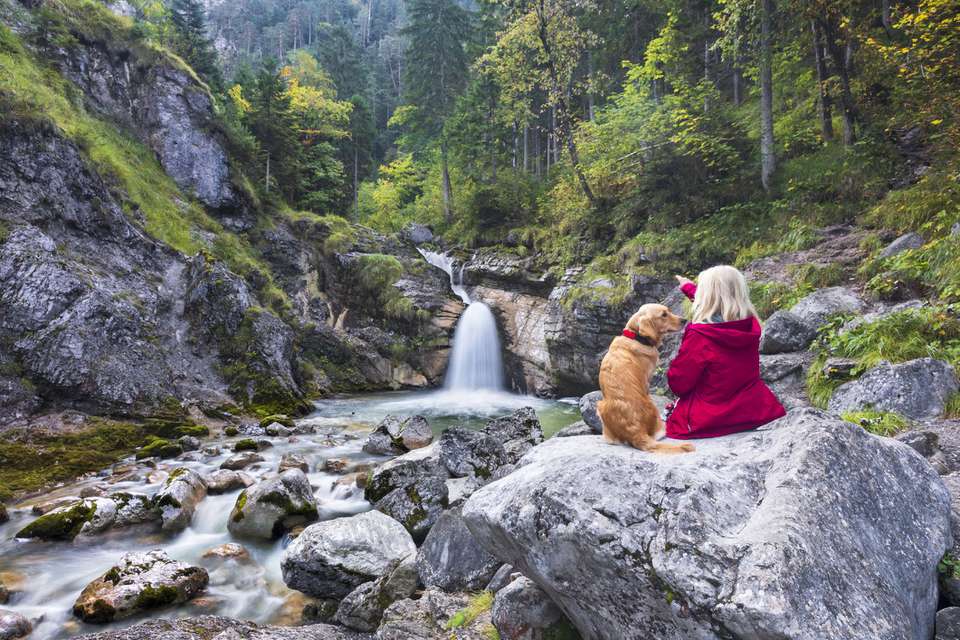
{"left": 665, "top": 283, "right": 786, "bottom": 439}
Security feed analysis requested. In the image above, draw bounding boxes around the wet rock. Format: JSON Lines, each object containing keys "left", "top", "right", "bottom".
{"left": 438, "top": 427, "right": 509, "bottom": 481}
{"left": 483, "top": 407, "right": 544, "bottom": 462}
{"left": 789, "top": 286, "right": 867, "bottom": 328}
{"left": 555, "top": 421, "right": 594, "bottom": 438}
{"left": 278, "top": 453, "right": 310, "bottom": 473}
{"left": 281, "top": 510, "right": 416, "bottom": 599}
{"left": 759, "top": 310, "right": 818, "bottom": 354}
{"left": 463, "top": 409, "right": 951, "bottom": 640}
{"left": 880, "top": 232, "right": 924, "bottom": 258}
{"left": 0, "top": 609, "right": 31, "bottom": 640}
{"left": 203, "top": 469, "right": 254, "bottom": 494}
{"left": 937, "top": 607, "right": 960, "bottom": 640}
{"left": 365, "top": 445, "right": 448, "bottom": 502}
{"left": 416, "top": 506, "right": 500, "bottom": 592}
{"left": 201, "top": 543, "right": 251, "bottom": 563}
{"left": 374, "top": 475, "right": 449, "bottom": 543}
{"left": 228, "top": 469, "right": 318, "bottom": 540}
{"left": 16, "top": 497, "right": 116, "bottom": 541}
{"left": 70, "top": 614, "right": 370, "bottom": 639}
{"left": 31, "top": 496, "right": 81, "bottom": 516}
{"left": 220, "top": 451, "right": 265, "bottom": 470}
{"left": 80, "top": 485, "right": 108, "bottom": 498}
{"left": 828, "top": 358, "right": 959, "bottom": 420}
{"left": 0, "top": 504, "right": 6, "bottom": 525}
{"left": 178, "top": 436, "right": 201, "bottom": 452}
{"left": 937, "top": 473, "right": 960, "bottom": 605}
{"left": 153, "top": 468, "right": 207, "bottom": 533}
{"left": 334, "top": 554, "right": 418, "bottom": 632}
{"left": 491, "top": 576, "right": 567, "bottom": 640}
{"left": 363, "top": 415, "right": 433, "bottom": 456}
{"left": 110, "top": 492, "right": 160, "bottom": 528}
{"left": 577, "top": 391, "right": 603, "bottom": 433}
{"left": 72, "top": 550, "right": 208, "bottom": 623}
{"left": 0, "top": 579, "right": 7, "bottom": 605}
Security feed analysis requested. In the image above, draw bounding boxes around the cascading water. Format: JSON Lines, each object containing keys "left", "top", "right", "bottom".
{"left": 419, "top": 249, "right": 504, "bottom": 391}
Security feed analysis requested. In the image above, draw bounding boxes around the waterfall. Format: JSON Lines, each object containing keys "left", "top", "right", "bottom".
{"left": 419, "top": 249, "right": 505, "bottom": 391}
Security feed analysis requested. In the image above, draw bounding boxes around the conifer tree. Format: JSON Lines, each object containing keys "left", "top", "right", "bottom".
{"left": 170, "top": 0, "right": 222, "bottom": 88}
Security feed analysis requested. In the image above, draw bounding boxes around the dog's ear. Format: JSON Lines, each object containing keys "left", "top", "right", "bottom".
{"left": 634, "top": 312, "right": 660, "bottom": 345}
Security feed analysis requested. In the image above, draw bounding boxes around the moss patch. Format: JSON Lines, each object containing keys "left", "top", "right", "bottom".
{"left": 233, "top": 438, "right": 258, "bottom": 452}
{"left": 445, "top": 591, "right": 494, "bottom": 630}
{"left": 135, "top": 437, "right": 183, "bottom": 460}
{"left": 133, "top": 584, "right": 180, "bottom": 609}
{"left": 16, "top": 500, "right": 96, "bottom": 540}
{"left": 840, "top": 410, "right": 912, "bottom": 437}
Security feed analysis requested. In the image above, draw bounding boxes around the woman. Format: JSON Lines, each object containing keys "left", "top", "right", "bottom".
{"left": 666, "top": 265, "right": 785, "bottom": 439}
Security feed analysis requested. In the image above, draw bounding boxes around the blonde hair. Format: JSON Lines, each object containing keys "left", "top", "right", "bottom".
{"left": 690, "top": 265, "right": 759, "bottom": 324}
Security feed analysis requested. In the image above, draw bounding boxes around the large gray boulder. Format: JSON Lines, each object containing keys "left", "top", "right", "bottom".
{"left": 438, "top": 427, "right": 510, "bottom": 480}
{"left": 828, "top": 358, "right": 959, "bottom": 420}
{"left": 153, "top": 468, "right": 207, "bottom": 533}
{"left": 789, "top": 287, "right": 866, "bottom": 328}
{"left": 880, "top": 232, "right": 924, "bottom": 258}
{"left": 15, "top": 497, "right": 117, "bottom": 541}
{"left": 578, "top": 391, "right": 603, "bottom": 433}
{"left": 72, "top": 550, "right": 208, "bottom": 623}
{"left": 760, "top": 310, "right": 818, "bottom": 354}
{"left": 416, "top": 506, "right": 500, "bottom": 592}
{"left": 335, "top": 553, "right": 418, "bottom": 632}
{"left": 72, "top": 614, "right": 371, "bottom": 639}
{"left": 492, "top": 576, "right": 570, "bottom": 640}
{"left": 363, "top": 415, "right": 434, "bottom": 456}
{"left": 365, "top": 444, "right": 450, "bottom": 542}
{"left": 462, "top": 409, "right": 951, "bottom": 640}
{"left": 228, "top": 469, "right": 318, "bottom": 540}
{"left": 281, "top": 510, "right": 417, "bottom": 599}
{"left": 203, "top": 469, "right": 254, "bottom": 494}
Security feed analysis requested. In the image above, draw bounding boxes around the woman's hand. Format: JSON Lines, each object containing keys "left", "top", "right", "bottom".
{"left": 675, "top": 275, "right": 694, "bottom": 288}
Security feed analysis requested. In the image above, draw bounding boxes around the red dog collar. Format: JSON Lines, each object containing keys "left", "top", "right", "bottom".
{"left": 622, "top": 329, "right": 656, "bottom": 347}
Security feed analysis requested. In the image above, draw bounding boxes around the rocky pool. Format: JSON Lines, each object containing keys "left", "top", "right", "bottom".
{"left": 0, "top": 391, "right": 579, "bottom": 639}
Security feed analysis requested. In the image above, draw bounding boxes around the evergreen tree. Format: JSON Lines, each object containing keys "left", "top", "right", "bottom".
{"left": 170, "top": 0, "right": 222, "bottom": 88}
{"left": 400, "top": 0, "right": 473, "bottom": 222}
{"left": 248, "top": 61, "right": 301, "bottom": 200}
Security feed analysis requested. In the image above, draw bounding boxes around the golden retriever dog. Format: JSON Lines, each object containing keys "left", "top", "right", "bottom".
{"left": 597, "top": 304, "right": 695, "bottom": 454}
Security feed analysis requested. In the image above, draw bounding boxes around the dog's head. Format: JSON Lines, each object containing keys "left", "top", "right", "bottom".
{"left": 626, "top": 304, "right": 684, "bottom": 345}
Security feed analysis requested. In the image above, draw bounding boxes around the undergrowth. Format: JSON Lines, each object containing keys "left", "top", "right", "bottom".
{"left": 840, "top": 410, "right": 912, "bottom": 437}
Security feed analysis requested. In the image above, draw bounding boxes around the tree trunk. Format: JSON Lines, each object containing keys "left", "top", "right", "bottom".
{"left": 811, "top": 20, "right": 834, "bottom": 142}
{"left": 441, "top": 141, "right": 453, "bottom": 223}
{"left": 759, "top": 0, "right": 776, "bottom": 191}
{"left": 353, "top": 146, "right": 359, "bottom": 220}
{"left": 523, "top": 124, "right": 529, "bottom": 173}
{"left": 819, "top": 18, "right": 856, "bottom": 145}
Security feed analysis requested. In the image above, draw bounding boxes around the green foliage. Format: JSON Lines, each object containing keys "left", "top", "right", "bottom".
{"left": 135, "top": 436, "right": 183, "bottom": 460}
{"left": 840, "top": 410, "right": 911, "bottom": 437}
{"left": 351, "top": 254, "right": 419, "bottom": 321}
{"left": 445, "top": 591, "right": 494, "bottom": 630}
{"left": 234, "top": 438, "right": 258, "bottom": 451}
{"left": 169, "top": 0, "right": 221, "bottom": 88}
{"left": 807, "top": 306, "right": 960, "bottom": 407}
{"left": 941, "top": 552, "right": 960, "bottom": 580}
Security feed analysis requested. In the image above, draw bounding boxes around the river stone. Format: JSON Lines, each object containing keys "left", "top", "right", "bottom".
{"left": 153, "top": 468, "right": 207, "bottom": 533}
{"left": 880, "top": 232, "right": 924, "bottom": 258}
{"left": 203, "top": 469, "right": 254, "bottom": 494}
{"left": 759, "top": 310, "right": 818, "bottom": 354}
{"left": 278, "top": 453, "right": 310, "bottom": 473}
{"left": 438, "top": 426, "right": 509, "bottom": 480}
{"left": 828, "top": 357, "right": 959, "bottom": 420}
{"left": 202, "top": 543, "right": 251, "bottom": 564}
{"left": 16, "top": 497, "right": 116, "bottom": 541}
{"left": 70, "top": 614, "right": 370, "bottom": 639}
{"left": 578, "top": 391, "right": 603, "bottom": 433}
{"left": 334, "top": 553, "right": 418, "bottom": 632}
{"left": 462, "top": 408, "right": 951, "bottom": 640}
{"left": 555, "top": 420, "right": 594, "bottom": 437}
{"left": 281, "top": 510, "right": 417, "bottom": 599}
{"left": 484, "top": 406, "right": 544, "bottom": 462}
{"left": 491, "top": 576, "right": 565, "bottom": 640}
{"left": 110, "top": 492, "right": 160, "bottom": 527}
{"left": 416, "top": 506, "right": 500, "bottom": 592}
{"left": 228, "top": 469, "right": 318, "bottom": 540}
{"left": 365, "top": 444, "right": 449, "bottom": 503}
{"left": 220, "top": 451, "right": 265, "bottom": 470}
{"left": 364, "top": 415, "right": 434, "bottom": 456}
{"left": 72, "top": 550, "right": 208, "bottom": 623}
{"left": 789, "top": 286, "right": 866, "bottom": 328}
{"left": 0, "top": 609, "right": 30, "bottom": 640}
{"left": 371, "top": 475, "right": 448, "bottom": 543}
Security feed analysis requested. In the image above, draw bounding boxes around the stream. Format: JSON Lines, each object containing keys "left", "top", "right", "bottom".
{"left": 0, "top": 391, "right": 579, "bottom": 639}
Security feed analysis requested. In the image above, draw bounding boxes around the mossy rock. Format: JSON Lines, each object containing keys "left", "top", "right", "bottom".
{"left": 16, "top": 500, "right": 96, "bottom": 540}
{"left": 174, "top": 424, "right": 209, "bottom": 438}
{"left": 135, "top": 437, "right": 183, "bottom": 460}
{"left": 224, "top": 426, "right": 239, "bottom": 437}
{"left": 234, "top": 439, "right": 258, "bottom": 452}
{"left": 258, "top": 414, "right": 295, "bottom": 429}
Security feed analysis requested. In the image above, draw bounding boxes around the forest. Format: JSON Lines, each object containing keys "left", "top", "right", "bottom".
{"left": 117, "top": 0, "right": 957, "bottom": 291}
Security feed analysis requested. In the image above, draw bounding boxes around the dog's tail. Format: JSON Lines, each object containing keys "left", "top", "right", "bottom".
{"left": 638, "top": 438, "right": 696, "bottom": 454}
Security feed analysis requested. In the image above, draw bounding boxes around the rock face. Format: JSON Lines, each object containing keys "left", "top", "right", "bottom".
{"left": 72, "top": 614, "right": 370, "bottom": 639}
{"left": 759, "top": 310, "right": 818, "bottom": 354}
{"left": 281, "top": 510, "right": 417, "bottom": 599}
{"left": 416, "top": 506, "right": 500, "bottom": 592}
{"left": 828, "top": 358, "right": 959, "bottom": 420}
{"left": 153, "top": 468, "right": 207, "bottom": 532}
{"left": 72, "top": 550, "right": 208, "bottom": 623}
{"left": 228, "top": 469, "right": 318, "bottom": 539}
{"left": 463, "top": 409, "right": 951, "bottom": 640}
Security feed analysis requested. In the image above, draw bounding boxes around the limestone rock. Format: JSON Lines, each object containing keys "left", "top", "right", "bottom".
{"left": 462, "top": 409, "right": 951, "bottom": 640}
{"left": 578, "top": 391, "right": 603, "bottom": 433}
{"left": 937, "top": 607, "right": 960, "bottom": 640}
{"left": 789, "top": 287, "right": 866, "bottom": 328}
{"left": 364, "top": 415, "right": 434, "bottom": 456}
{"left": 228, "top": 469, "right": 318, "bottom": 540}
{"left": 72, "top": 550, "right": 208, "bottom": 623}
{"left": 279, "top": 453, "right": 310, "bottom": 474}
{"left": 828, "top": 358, "right": 959, "bottom": 420}
{"left": 880, "top": 232, "right": 924, "bottom": 258}
{"left": 203, "top": 469, "right": 254, "bottom": 494}
{"left": 377, "top": 589, "right": 492, "bottom": 640}
{"left": 16, "top": 497, "right": 116, "bottom": 541}
{"left": 416, "top": 506, "right": 500, "bottom": 593}
{"left": 334, "top": 554, "right": 418, "bottom": 632}
{"left": 220, "top": 451, "right": 265, "bottom": 470}
{"left": 759, "top": 310, "right": 818, "bottom": 354}
{"left": 281, "top": 510, "right": 416, "bottom": 599}
{"left": 491, "top": 576, "right": 568, "bottom": 640}
{"left": 71, "top": 614, "right": 370, "bottom": 639}
{"left": 153, "top": 468, "right": 206, "bottom": 533}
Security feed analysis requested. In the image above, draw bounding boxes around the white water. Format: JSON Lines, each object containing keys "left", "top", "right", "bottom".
{"left": 418, "top": 249, "right": 505, "bottom": 392}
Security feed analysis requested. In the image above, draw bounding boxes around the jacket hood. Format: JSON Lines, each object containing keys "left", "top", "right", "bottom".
{"left": 685, "top": 317, "right": 761, "bottom": 349}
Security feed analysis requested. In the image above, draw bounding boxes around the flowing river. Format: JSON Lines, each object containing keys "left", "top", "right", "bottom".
{"left": 0, "top": 391, "right": 579, "bottom": 639}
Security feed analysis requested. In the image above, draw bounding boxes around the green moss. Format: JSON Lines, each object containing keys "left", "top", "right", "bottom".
{"left": 234, "top": 438, "right": 259, "bottom": 452}
{"left": 135, "top": 437, "right": 183, "bottom": 460}
{"left": 258, "top": 414, "right": 294, "bottom": 429}
{"left": 940, "top": 552, "right": 960, "bottom": 580}
{"left": 840, "top": 410, "right": 912, "bottom": 437}
{"left": 224, "top": 426, "right": 239, "bottom": 437}
{"left": 16, "top": 500, "right": 96, "bottom": 540}
{"left": 231, "top": 491, "right": 248, "bottom": 522}
{"left": 174, "top": 424, "right": 209, "bottom": 438}
{"left": 445, "top": 591, "right": 494, "bottom": 630}
{"left": 133, "top": 584, "right": 180, "bottom": 609}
